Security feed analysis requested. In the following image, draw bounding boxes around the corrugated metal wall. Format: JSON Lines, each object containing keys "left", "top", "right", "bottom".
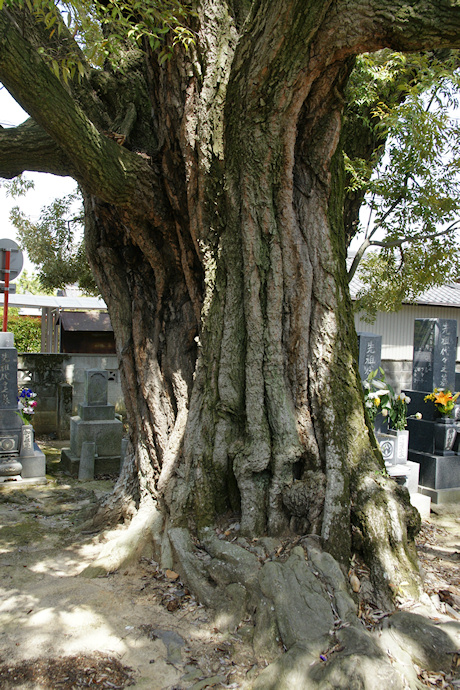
{"left": 354, "top": 306, "right": 460, "bottom": 361}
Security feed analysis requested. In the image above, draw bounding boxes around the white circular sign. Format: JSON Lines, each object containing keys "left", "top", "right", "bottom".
{"left": 0, "top": 239, "right": 23, "bottom": 281}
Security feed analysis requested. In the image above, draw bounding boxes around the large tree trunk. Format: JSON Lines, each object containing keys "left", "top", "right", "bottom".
{"left": 79, "top": 1, "right": 423, "bottom": 603}
{"left": 2, "top": 0, "right": 460, "bottom": 607}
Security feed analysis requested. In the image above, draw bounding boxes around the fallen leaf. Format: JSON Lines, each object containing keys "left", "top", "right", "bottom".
{"left": 349, "top": 572, "right": 360, "bottom": 593}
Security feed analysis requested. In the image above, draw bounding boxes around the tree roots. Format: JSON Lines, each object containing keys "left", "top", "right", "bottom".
{"left": 80, "top": 507, "right": 459, "bottom": 689}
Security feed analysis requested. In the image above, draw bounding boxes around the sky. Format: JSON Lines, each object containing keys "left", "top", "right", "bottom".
{"left": 0, "top": 85, "right": 77, "bottom": 276}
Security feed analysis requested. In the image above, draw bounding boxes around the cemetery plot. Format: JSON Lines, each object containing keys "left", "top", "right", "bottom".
{"left": 61, "top": 369, "right": 123, "bottom": 478}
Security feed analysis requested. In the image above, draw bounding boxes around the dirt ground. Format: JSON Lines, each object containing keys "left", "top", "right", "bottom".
{"left": 1, "top": 441, "right": 460, "bottom": 690}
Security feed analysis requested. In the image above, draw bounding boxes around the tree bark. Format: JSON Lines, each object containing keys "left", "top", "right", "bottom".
{"left": 0, "top": 118, "right": 75, "bottom": 178}
{"left": 1, "top": 0, "right": 460, "bottom": 604}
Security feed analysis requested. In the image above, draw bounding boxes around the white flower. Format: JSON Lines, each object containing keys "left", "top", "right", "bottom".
{"left": 415, "top": 412, "right": 422, "bottom": 420}
{"left": 371, "top": 379, "right": 386, "bottom": 388}
{"left": 363, "top": 381, "right": 370, "bottom": 390}
{"left": 405, "top": 396, "right": 411, "bottom": 404}
{"left": 382, "top": 409, "right": 389, "bottom": 417}
{"left": 375, "top": 389, "right": 389, "bottom": 396}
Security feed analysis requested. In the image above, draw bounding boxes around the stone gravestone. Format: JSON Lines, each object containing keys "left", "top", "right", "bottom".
{"left": 87, "top": 370, "right": 108, "bottom": 406}
{"left": 357, "top": 332, "right": 382, "bottom": 383}
{"left": 61, "top": 369, "right": 123, "bottom": 477}
{"left": 0, "top": 333, "right": 46, "bottom": 483}
{"left": 407, "top": 318, "right": 458, "bottom": 422}
{"left": 412, "top": 318, "right": 457, "bottom": 393}
{"left": 356, "top": 332, "right": 421, "bottom": 501}
{"left": 0, "top": 332, "right": 23, "bottom": 479}
{"left": 358, "top": 332, "right": 385, "bottom": 433}
{"left": 406, "top": 318, "right": 460, "bottom": 503}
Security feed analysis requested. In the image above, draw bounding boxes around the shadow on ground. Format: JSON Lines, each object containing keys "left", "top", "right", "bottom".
{"left": 0, "top": 440, "right": 259, "bottom": 689}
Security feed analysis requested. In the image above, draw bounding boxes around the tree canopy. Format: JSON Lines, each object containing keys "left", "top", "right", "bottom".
{"left": 11, "top": 190, "right": 98, "bottom": 294}
{"left": 5, "top": 41, "right": 460, "bottom": 313}
{"left": 344, "top": 50, "right": 460, "bottom": 318}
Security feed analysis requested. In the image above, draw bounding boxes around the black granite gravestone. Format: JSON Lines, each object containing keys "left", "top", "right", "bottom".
{"left": 412, "top": 318, "right": 457, "bottom": 392}
{"left": 406, "top": 318, "right": 460, "bottom": 502}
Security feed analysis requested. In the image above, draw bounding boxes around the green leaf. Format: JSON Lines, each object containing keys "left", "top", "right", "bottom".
{"left": 51, "top": 59, "right": 60, "bottom": 79}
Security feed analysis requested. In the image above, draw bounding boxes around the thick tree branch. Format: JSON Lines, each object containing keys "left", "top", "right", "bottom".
{"left": 0, "top": 118, "right": 74, "bottom": 179}
{"left": 333, "top": 0, "right": 460, "bottom": 53}
{"left": 2, "top": 2, "right": 109, "bottom": 129}
{"left": 0, "top": 8, "right": 157, "bottom": 213}
{"left": 376, "top": 0, "right": 460, "bottom": 52}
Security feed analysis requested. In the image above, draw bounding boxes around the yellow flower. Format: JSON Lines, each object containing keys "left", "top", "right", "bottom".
{"left": 374, "top": 397, "right": 380, "bottom": 407}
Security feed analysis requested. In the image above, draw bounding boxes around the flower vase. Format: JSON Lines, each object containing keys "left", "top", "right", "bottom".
{"left": 388, "top": 429, "right": 409, "bottom": 464}
{"left": 433, "top": 417, "right": 457, "bottom": 456}
{"left": 21, "top": 424, "right": 36, "bottom": 458}
{"left": 20, "top": 424, "right": 46, "bottom": 480}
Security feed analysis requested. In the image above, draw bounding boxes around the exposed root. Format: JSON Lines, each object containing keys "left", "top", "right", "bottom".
{"left": 160, "top": 525, "right": 460, "bottom": 689}
{"left": 76, "top": 500, "right": 460, "bottom": 690}
{"left": 89, "top": 449, "right": 140, "bottom": 530}
{"left": 353, "top": 474, "right": 423, "bottom": 609}
{"left": 80, "top": 497, "right": 163, "bottom": 578}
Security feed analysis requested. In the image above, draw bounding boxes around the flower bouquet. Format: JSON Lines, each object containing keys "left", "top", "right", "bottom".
{"left": 364, "top": 367, "right": 421, "bottom": 430}
{"left": 424, "top": 388, "right": 459, "bottom": 418}
{"left": 17, "top": 387, "right": 38, "bottom": 425}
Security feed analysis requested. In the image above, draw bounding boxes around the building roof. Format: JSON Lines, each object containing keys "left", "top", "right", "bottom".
{"left": 409, "top": 283, "right": 460, "bottom": 307}
{"left": 1, "top": 294, "right": 107, "bottom": 310}
{"left": 58, "top": 311, "right": 113, "bottom": 332}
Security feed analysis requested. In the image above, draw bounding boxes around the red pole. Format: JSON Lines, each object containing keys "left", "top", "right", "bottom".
{"left": 2, "top": 250, "right": 10, "bottom": 332}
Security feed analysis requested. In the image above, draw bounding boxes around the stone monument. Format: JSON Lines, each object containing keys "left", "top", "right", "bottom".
{"left": 0, "top": 332, "right": 46, "bottom": 484}
{"left": 358, "top": 331, "right": 387, "bottom": 433}
{"left": 61, "top": 369, "right": 123, "bottom": 477}
{"left": 357, "top": 332, "right": 382, "bottom": 383}
{"left": 412, "top": 318, "right": 456, "bottom": 393}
